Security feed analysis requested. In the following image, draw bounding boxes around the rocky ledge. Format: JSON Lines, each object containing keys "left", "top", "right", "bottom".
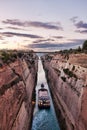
{"left": 42, "top": 52, "right": 87, "bottom": 130}
{"left": 0, "top": 50, "right": 38, "bottom": 130}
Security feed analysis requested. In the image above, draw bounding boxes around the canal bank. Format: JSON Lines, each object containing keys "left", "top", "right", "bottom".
{"left": 31, "top": 57, "right": 60, "bottom": 130}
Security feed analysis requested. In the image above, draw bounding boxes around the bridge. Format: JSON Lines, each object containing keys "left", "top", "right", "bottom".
{"left": 34, "top": 51, "right": 58, "bottom": 53}
{"left": 22, "top": 51, "right": 60, "bottom": 61}
{"left": 23, "top": 51, "right": 59, "bottom": 54}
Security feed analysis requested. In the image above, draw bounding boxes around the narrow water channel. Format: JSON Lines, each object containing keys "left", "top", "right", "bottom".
{"left": 32, "top": 57, "right": 60, "bottom": 130}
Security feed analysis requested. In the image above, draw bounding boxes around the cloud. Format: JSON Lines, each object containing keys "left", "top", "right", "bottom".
{"left": 53, "top": 36, "right": 64, "bottom": 39}
{"left": 25, "top": 39, "right": 84, "bottom": 51}
{"left": 33, "top": 36, "right": 64, "bottom": 44}
{"left": 70, "top": 16, "right": 78, "bottom": 23}
{"left": 1, "top": 32, "right": 43, "bottom": 39}
{"left": 0, "top": 35, "right": 4, "bottom": 40}
{"left": 2, "top": 19, "right": 63, "bottom": 30}
{"left": 67, "top": 39, "right": 85, "bottom": 43}
{"left": 71, "top": 17, "right": 87, "bottom": 34}
{"left": 33, "top": 38, "right": 55, "bottom": 43}
{"left": 2, "top": 19, "right": 24, "bottom": 26}
{"left": 6, "top": 26, "right": 25, "bottom": 31}
{"left": 75, "top": 21, "right": 87, "bottom": 29}
{"left": 75, "top": 29, "right": 87, "bottom": 34}
{"left": 1, "top": 42, "right": 8, "bottom": 44}
{"left": 29, "top": 43, "right": 57, "bottom": 48}
{"left": 0, "top": 28, "right": 3, "bottom": 30}
{"left": 75, "top": 21, "right": 87, "bottom": 34}
{"left": 28, "top": 21, "right": 63, "bottom": 30}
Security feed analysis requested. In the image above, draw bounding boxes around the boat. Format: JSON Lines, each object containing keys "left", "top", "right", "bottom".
{"left": 38, "top": 83, "right": 50, "bottom": 109}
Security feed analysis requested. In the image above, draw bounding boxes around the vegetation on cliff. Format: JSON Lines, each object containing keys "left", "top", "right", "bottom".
{"left": 63, "top": 68, "right": 77, "bottom": 79}
{"left": 82, "top": 40, "right": 87, "bottom": 50}
{"left": 59, "top": 40, "right": 87, "bottom": 55}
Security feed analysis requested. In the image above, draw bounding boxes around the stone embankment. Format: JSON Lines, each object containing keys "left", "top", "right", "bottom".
{"left": 42, "top": 53, "right": 87, "bottom": 130}
{"left": 0, "top": 51, "right": 38, "bottom": 130}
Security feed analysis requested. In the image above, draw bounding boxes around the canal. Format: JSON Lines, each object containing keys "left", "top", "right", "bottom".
{"left": 31, "top": 56, "right": 60, "bottom": 130}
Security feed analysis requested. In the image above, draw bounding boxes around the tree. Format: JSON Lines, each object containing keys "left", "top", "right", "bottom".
{"left": 82, "top": 40, "right": 87, "bottom": 50}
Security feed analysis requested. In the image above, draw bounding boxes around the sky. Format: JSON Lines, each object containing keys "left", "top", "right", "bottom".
{"left": 0, "top": 0, "right": 87, "bottom": 51}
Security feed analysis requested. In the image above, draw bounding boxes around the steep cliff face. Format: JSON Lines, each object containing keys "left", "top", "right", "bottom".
{"left": 42, "top": 53, "right": 87, "bottom": 130}
{"left": 0, "top": 52, "right": 38, "bottom": 130}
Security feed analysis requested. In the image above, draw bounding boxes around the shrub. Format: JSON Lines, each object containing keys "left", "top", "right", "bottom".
{"left": 1, "top": 51, "right": 17, "bottom": 64}
{"left": 82, "top": 40, "right": 87, "bottom": 50}
{"left": 61, "top": 76, "right": 66, "bottom": 82}
{"left": 63, "top": 68, "right": 77, "bottom": 78}
{"left": 72, "top": 65, "right": 75, "bottom": 71}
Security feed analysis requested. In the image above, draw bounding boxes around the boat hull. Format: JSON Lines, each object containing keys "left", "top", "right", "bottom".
{"left": 38, "top": 87, "right": 50, "bottom": 109}
{"left": 38, "top": 103, "right": 50, "bottom": 109}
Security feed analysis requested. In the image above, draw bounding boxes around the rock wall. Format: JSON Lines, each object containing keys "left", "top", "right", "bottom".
{"left": 0, "top": 53, "right": 38, "bottom": 130}
{"left": 42, "top": 53, "right": 87, "bottom": 130}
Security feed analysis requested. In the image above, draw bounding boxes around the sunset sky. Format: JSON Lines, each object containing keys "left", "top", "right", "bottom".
{"left": 0, "top": 0, "right": 87, "bottom": 51}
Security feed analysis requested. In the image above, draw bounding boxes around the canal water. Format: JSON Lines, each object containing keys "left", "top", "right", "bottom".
{"left": 31, "top": 57, "right": 60, "bottom": 130}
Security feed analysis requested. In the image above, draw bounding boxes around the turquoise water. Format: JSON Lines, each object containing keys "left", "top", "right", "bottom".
{"left": 31, "top": 58, "right": 60, "bottom": 130}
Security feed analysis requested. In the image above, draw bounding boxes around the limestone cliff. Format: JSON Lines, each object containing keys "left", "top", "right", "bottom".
{"left": 0, "top": 51, "right": 38, "bottom": 130}
{"left": 42, "top": 53, "right": 87, "bottom": 130}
